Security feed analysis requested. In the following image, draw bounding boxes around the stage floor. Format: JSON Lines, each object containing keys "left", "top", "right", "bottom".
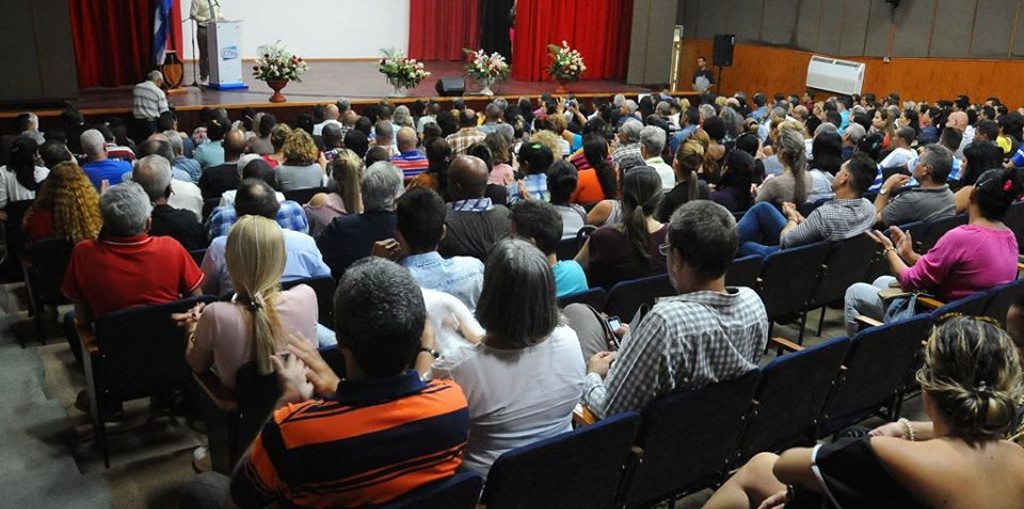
{"left": 61, "top": 60, "right": 659, "bottom": 116}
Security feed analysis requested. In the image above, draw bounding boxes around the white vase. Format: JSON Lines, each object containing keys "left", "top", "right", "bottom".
{"left": 479, "top": 78, "right": 495, "bottom": 96}
{"left": 387, "top": 78, "right": 408, "bottom": 97}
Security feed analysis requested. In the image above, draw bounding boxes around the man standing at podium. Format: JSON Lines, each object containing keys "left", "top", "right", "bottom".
{"left": 191, "top": 0, "right": 223, "bottom": 83}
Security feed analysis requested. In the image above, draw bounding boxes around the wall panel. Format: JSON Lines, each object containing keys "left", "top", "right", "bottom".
{"left": 794, "top": 0, "right": 820, "bottom": 51}
{"left": 971, "top": 0, "right": 1015, "bottom": 58}
{"left": 836, "top": 0, "right": 871, "bottom": 56}
{"left": 817, "top": 0, "right": 843, "bottom": 55}
{"left": 760, "top": 0, "right": 799, "bottom": 46}
{"left": 694, "top": 0, "right": 729, "bottom": 39}
{"left": 862, "top": 1, "right": 890, "bottom": 57}
{"left": 891, "top": 0, "right": 935, "bottom": 58}
{"left": 679, "top": 39, "right": 1024, "bottom": 107}
{"left": 730, "top": 0, "right": 765, "bottom": 43}
{"left": 929, "top": 0, "right": 976, "bottom": 58}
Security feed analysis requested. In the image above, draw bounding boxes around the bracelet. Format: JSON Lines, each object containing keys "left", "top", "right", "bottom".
{"left": 418, "top": 347, "right": 439, "bottom": 359}
{"left": 898, "top": 417, "right": 916, "bottom": 441}
{"left": 883, "top": 247, "right": 897, "bottom": 257}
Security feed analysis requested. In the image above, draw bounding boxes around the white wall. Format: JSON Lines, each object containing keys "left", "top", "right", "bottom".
{"left": 179, "top": 0, "right": 409, "bottom": 60}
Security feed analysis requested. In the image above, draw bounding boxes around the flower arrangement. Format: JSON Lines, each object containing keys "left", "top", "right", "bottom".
{"left": 463, "top": 48, "right": 511, "bottom": 83}
{"left": 547, "top": 41, "right": 586, "bottom": 82}
{"left": 378, "top": 49, "right": 431, "bottom": 91}
{"left": 252, "top": 41, "right": 309, "bottom": 82}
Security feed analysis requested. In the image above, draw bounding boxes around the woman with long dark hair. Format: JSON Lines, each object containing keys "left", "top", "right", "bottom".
{"left": 576, "top": 166, "right": 666, "bottom": 289}
{"left": 572, "top": 134, "right": 618, "bottom": 205}
{"left": 0, "top": 136, "right": 48, "bottom": 209}
{"left": 808, "top": 131, "right": 843, "bottom": 202}
{"left": 712, "top": 149, "right": 756, "bottom": 213}
{"left": 657, "top": 139, "right": 709, "bottom": 222}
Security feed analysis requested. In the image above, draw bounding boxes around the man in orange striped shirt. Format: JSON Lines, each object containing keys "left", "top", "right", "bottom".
{"left": 214, "top": 258, "right": 469, "bottom": 508}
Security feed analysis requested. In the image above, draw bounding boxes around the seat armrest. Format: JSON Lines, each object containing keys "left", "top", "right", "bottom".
{"left": 916, "top": 296, "right": 945, "bottom": 311}
{"left": 572, "top": 403, "right": 597, "bottom": 427}
{"left": 770, "top": 337, "right": 804, "bottom": 353}
{"left": 74, "top": 316, "right": 98, "bottom": 354}
{"left": 854, "top": 315, "right": 883, "bottom": 329}
{"left": 192, "top": 371, "right": 238, "bottom": 412}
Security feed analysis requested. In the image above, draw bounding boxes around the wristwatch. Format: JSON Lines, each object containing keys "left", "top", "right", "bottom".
{"left": 418, "top": 347, "right": 439, "bottom": 359}
{"left": 879, "top": 187, "right": 890, "bottom": 196}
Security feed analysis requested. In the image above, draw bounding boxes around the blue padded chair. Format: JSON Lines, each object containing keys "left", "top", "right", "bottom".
{"left": 756, "top": 242, "right": 832, "bottom": 343}
{"left": 733, "top": 337, "right": 851, "bottom": 464}
{"left": 725, "top": 254, "right": 764, "bottom": 289}
{"left": 22, "top": 237, "right": 74, "bottom": 345}
{"left": 819, "top": 314, "right": 933, "bottom": 436}
{"left": 281, "top": 275, "right": 338, "bottom": 328}
{"left": 806, "top": 235, "right": 879, "bottom": 336}
{"left": 983, "top": 279, "right": 1024, "bottom": 324}
{"left": 916, "top": 213, "right": 968, "bottom": 253}
{"left": 481, "top": 411, "right": 641, "bottom": 509}
{"left": 618, "top": 370, "right": 762, "bottom": 508}
{"left": 603, "top": 273, "right": 675, "bottom": 323}
{"left": 376, "top": 472, "right": 483, "bottom": 509}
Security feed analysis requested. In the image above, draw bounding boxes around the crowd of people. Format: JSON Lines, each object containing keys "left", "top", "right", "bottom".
{"left": 2, "top": 84, "right": 1024, "bottom": 508}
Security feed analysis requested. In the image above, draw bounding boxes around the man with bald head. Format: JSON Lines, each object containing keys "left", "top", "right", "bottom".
{"left": 392, "top": 126, "right": 429, "bottom": 181}
{"left": 314, "top": 104, "right": 341, "bottom": 136}
{"left": 945, "top": 110, "right": 971, "bottom": 157}
{"left": 198, "top": 128, "right": 245, "bottom": 201}
{"left": 133, "top": 155, "right": 205, "bottom": 250}
{"left": 438, "top": 155, "right": 511, "bottom": 260}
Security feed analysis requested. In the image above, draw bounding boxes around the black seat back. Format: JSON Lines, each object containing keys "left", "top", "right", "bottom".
{"left": 917, "top": 214, "right": 967, "bottom": 252}
{"left": 202, "top": 198, "right": 221, "bottom": 222}
{"left": 189, "top": 248, "right": 206, "bottom": 267}
{"left": 282, "top": 187, "right": 328, "bottom": 205}
{"left": 482, "top": 412, "right": 641, "bottom": 509}
{"left": 93, "top": 295, "right": 217, "bottom": 403}
{"left": 725, "top": 254, "right": 764, "bottom": 289}
{"left": 232, "top": 361, "right": 281, "bottom": 455}
{"left": 557, "top": 287, "right": 607, "bottom": 310}
{"left": 3, "top": 199, "right": 34, "bottom": 281}
{"left": 619, "top": 370, "right": 762, "bottom": 507}
{"left": 757, "top": 242, "right": 831, "bottom": 321}
{"left": 735, "top": 337, "right": 850, "bottom": 461}
{"left": 282, "top": 276, "right": 338, "bottom": 328}
{"left": 556, "top": 237, "right": 580, "bottom": 260}
{"left": 808, "top": 235, "right": 879, "bottom": 310}
{"left": 377, "top": 472, "right": 483, "bottom": 509}
{"left": 821, "top": 314, "right": 932, "bottom": 432}
{"left": 1002, "top": 201, "right": 1024, "bottom": 252}
{"left": 984, "top": 279, "right": 1024, "bottom": 324}
{"left": 603, "top": 273, "right": 675, "bottom": 322}
{"left": 24, "top": 237, "right": 74, "bottom": 306}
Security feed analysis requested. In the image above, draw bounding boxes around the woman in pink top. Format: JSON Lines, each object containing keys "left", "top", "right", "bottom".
{"left": 179, "top": 216, "right": 320, "bottom": 389}
{"left": 305, "top": 149, "right": 363, "bottom": 237}
{"left": 844, "top": 168, "right": 1021, "bottom": 335}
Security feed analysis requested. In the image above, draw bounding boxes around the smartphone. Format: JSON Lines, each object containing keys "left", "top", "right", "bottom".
{"left": 606, "top": 316, "right": 621, "bottom": 331}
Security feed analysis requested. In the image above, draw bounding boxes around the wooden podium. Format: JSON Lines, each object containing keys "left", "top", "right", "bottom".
{"left": 207, "top": 20, "right": 248, "bottom": 90}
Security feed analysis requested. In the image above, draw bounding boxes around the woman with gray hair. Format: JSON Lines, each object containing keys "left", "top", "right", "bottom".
{"left": 428, "top": 238, "right": 585, "bottom": 476}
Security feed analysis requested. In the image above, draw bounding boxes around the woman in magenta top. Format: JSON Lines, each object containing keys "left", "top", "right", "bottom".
{"left": 844, "top": 168, "right": 1020, "bottom": 335}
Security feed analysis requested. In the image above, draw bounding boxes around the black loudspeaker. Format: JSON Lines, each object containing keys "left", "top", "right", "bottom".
{"left": 435, "top": 77, "right": 466, "bottom": 97}
{"left": 712, "top": 34, "right": 736, "bottom": 67}
{"left": 885, "top": 0, "right": 901, "bottom": 7}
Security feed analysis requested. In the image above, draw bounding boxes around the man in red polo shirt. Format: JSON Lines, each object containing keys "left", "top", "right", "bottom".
{"left": 63, "top": 181, "right": 203, "bottom": 323}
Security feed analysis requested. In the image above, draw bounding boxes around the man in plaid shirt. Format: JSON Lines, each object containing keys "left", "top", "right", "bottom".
{"left": 582, "top": 201, "right": 768, "bottom": 418}
{"left": 445, "top": 109, "right": 486, "bottom": 155}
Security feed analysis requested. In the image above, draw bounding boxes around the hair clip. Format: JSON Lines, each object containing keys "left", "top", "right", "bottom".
{"left": 1003, "top": 180, "right": 1014, "bottom": 192}
{"left": 976, "top": 380, "right": 991, "bottom": 396}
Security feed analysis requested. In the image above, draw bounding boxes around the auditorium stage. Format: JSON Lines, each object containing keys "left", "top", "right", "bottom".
{"left": 1, "top": 60, "right": 694, "bottom": 132}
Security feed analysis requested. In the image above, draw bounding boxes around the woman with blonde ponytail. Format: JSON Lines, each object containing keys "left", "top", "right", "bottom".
{"left": 184, "top": 216, "right": 320, "bottom": 386}
{"left": 704, "top": 316, "right": 1024, "bottom": 509}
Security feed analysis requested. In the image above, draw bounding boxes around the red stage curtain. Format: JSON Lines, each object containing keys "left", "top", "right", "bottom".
{"left": 67, "top": 0, "right": 153, "bottom": 88}
{"left": 511, "top": 0, "right": 633, "bottom": 81}
{"left": 409, "top": 0, "right": 480, "bottom": 61}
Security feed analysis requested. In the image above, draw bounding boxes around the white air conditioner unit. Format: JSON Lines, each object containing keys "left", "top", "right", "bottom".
{"left": 806, "top": 55, "right": 865, "bottom": 96}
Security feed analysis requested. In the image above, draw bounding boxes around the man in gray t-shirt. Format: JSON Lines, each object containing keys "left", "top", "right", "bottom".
{"left": 874, "top": 144, "right": 956, "bottom": 226}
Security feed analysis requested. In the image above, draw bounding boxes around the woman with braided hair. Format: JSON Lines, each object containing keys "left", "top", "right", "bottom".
{"left": 575, "top": 165, "right": 666, "bottom": 289}
{"left": 704, "top": 315, "right": 1024, "bottom": 509}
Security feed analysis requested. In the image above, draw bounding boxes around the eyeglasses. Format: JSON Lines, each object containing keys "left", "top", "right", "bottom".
{"left": 658, "top": 243, "right": 670, "bottom": 256}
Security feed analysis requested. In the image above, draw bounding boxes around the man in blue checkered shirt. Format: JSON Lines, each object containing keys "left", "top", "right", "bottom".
{"left": 579, "top": 201, "right": 768, "bottom": 419}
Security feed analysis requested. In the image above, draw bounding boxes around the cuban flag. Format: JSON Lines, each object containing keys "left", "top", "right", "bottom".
{"left": 153, "top": 0, "right": 173, "bottom": 66}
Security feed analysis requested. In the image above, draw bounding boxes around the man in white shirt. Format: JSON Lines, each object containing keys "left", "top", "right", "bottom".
{"left": 639, "top": 126, "right": 674, "bottom": 190}
{"left": 313, "top": 104, "right": 342, "bottom": 136}
{"left": 132, "top": 71, "right": 169, "bottom": 139}
{"left": 190, "top": 0, "right": 223, "bottom": 83}
{"left": 877, "top": 127, "right": 917, "bottom": 170}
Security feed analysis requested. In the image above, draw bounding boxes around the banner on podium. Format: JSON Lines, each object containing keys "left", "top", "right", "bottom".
{"left": 208, "top": 20, "right": 248, "bottom": 90}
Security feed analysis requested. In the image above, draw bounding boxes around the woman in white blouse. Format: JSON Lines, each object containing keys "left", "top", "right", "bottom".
{"left": 429, "top": 238, "right": 585, "bottom": 476}
{"left": 0, "top": 136, "right": 49, "bottom": 209}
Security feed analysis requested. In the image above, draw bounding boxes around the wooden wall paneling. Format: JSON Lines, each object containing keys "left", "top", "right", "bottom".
{"left": 929, "top": 0, "right": 977, "bottom": 57}
{"left": 837, "top": 0, "right": 871, "bottom": 56}
{"left": 730, "top": 0, "right": 766, "bottom": 44}
{"left": 818, "top": 0, "right": 844, "bottom": 56}
{"left": 891, "top": 0, "right": 935, "bottom": 58}
{"left": 794, "top": 0, "right": 821, "bottom": 51}
{"left": 681, "top": 38, "right": 1024, "bottom": 106}
{"left": 971, "top": 0, "right": 1016, "bottom": 58}
{"left": 760, "top": 0, "right": 799, "bottom": 45}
